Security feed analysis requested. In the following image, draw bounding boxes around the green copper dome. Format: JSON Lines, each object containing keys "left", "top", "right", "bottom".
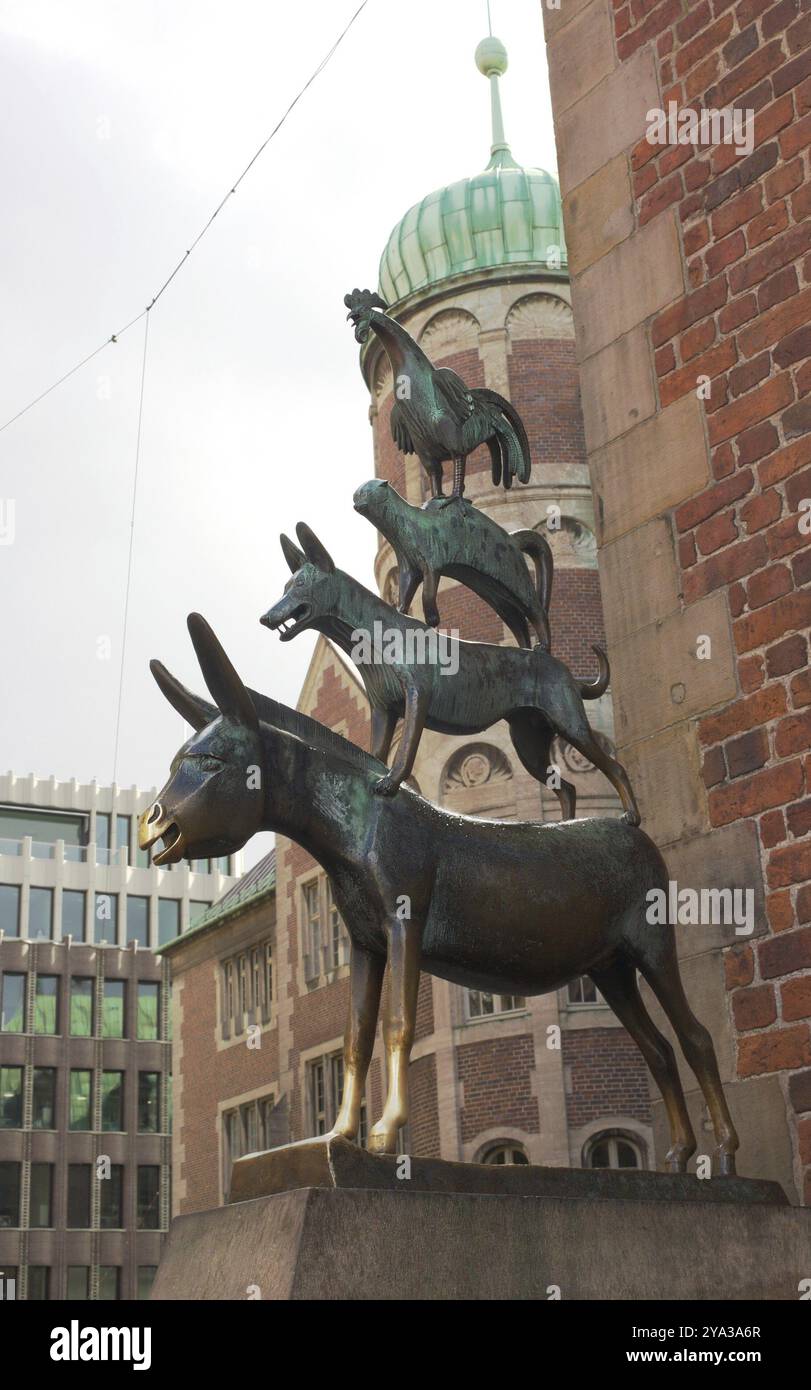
{"left": 378, "top": 150, "right": 567, "bottom": 304}
{"left": 378, "top": 37, "right": 566, "bottom": 304}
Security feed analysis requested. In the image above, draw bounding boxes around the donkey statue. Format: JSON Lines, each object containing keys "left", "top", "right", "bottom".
{"left": 139, "top": 613, "right": 739, "bottom": 1175}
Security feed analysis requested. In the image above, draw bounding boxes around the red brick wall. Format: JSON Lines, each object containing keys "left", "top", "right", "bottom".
{"left": 408, "top": 1055, "right": 441, "bottom": 1156}
{"left": 563, "top": 1028, "right": 653, "bottom": 1130}
{"left": 456, "top": 1035, "right": 540, "bottom": 1141}
{"left": 177, "top": 946, "right": 280, "bottom": 1216}
{"left": 614, "top": 0, "right": 811, "bottom": 1199}
{"left": 550, "top": 569, "right": 608, "bottom": 677}
{"left": 508, "top": 337, "right": 588, "bottom": 471}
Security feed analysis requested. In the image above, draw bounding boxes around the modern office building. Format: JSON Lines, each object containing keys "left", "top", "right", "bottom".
{"left": 0, "top": 771, "right": 241, "bottom": 1298}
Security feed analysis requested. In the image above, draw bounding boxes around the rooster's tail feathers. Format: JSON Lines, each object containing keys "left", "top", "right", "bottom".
{"left": 474, "top": 388, "right": 532, "bottom": 487}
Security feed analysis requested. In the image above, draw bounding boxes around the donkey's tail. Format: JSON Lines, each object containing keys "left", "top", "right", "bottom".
{"left": 512, "top": 529, "right": 553, "bottom": 616}
{"left": 580, "top": 645, "right": 610, "bottom": 699}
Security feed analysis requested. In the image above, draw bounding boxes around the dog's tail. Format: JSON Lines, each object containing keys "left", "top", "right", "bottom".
{"left": 579, "top": 645, "right": 610, "bottom": 699}
{"left": 512, "top": 529, "right": 553, "bottom": 617}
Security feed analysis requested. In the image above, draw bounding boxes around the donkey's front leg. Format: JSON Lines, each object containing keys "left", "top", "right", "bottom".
{"left": 330, "top": 945, "right": 385, "bottom": 1142}
{"left": 368, "top": 918, "right": 421, "bottom": 1154}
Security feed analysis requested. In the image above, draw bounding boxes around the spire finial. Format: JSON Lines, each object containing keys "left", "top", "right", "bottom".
{"left": 475, "top": 36, "right": 510, "bottom": 162}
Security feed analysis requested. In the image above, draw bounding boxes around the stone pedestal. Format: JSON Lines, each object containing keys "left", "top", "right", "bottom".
{"left": 151, "top": 1137, "right": 811, "bottom": 1301}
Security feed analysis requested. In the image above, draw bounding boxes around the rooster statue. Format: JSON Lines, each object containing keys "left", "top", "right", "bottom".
{"left": 344, "top": 288, "right": 532, "bottom": 505}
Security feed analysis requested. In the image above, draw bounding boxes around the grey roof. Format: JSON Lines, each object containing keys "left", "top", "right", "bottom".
{"left": 157, "top": 848, "right": 276, "bottom": 954}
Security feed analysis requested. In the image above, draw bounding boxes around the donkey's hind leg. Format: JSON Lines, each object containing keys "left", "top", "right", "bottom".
{"left": 508, "top": 713, "right": 576, "bottom": 820}
{"left": 589, "top": 960, "right": 697, "bottom": 1173}
{"left": 639, "top": 950, "right": 740, "bottom": 1176}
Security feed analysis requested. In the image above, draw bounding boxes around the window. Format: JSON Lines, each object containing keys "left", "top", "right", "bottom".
{"left": 66, "top": 1266, "right": 89, "bottom": 1299}
{"left": 100, "top": 1165, "right": 123, "bottom": 1228}
{"left": 137, "top": 1166, "right": 160, "bottom": 1229}
{"left": 221, "top": 959, "right": 235, "bottom": 1037}
{"left": 27, "top": 1267, "right": 49, "bottom": 1300}
{"left": 95, "top": 812, "right": 111, "bottom": 864}
{"left": 102, "top": 980, "right": 126, "bottom": 1038}
{"left": 0, "top": 885, "right": 20, "bottom": 937}
{"left": 158, "top": 899, "right": 180, "bottom": 947}
{"left": 70, "top": 977, "right": 94, "bottom": 1036}
{"left": 238, "top": 956, "right": 247, "bottom": 1016}
{"left": 127, "top": 896, "right": 149, "bottom": 948}
{"left": 264, "top": 943, "right": 273, "bottom": 1013}
{"left": 1, "top": 974, "right": 25, "bottom": 1032}
{"left": 0, "top": 1162, "right": 21, "bottom": 1227}
{"left": 99, "top": 1266, "right": 120, "bottom": 1300}
{"left": 33, "top": 975, "right": 58, "bottom": 1034}
{"left": 94, "top": 892, "right": 117, "bottom": 945}
{"left": 306, "top": 1051, "right": 361, "bottom": 1139}
{"left": 0, "top": 1267, "right": 17, "bottom": 1299}
{"left": 467, "top": 990, "right": 525, "bottom": 1018}
{"left": 568, "top": 976, "right": 600, "bottom": 1006}
{"left": 32, "top": 1068, "right": 56, "bottom": 1129}
{"left": 29, "top": 1163, "right": 53, "bottom": 1227}
{"left": 302, "top": 880, "right": 321, "bottom": 981}
{"left": 189, "top": 900, "right": 210, "bottom": 927}
{"left": 28, "top": 887, "right": 53, "bottom": 940}
{"left": 0, "top": 1067, "right": 22, "bottom": 1128}
{"left": 222, "top": 1095, "right": 277, "bottom": 1190}
{"left": 136, "top": 982, "right": 159, "bottom": 1040}
{"left": 251, "top": 947, "right": 261, "bottom": 1017}
{"left": 62, "top": 889, "right": 86, "bottom": 942}
{"left": 101, "top": 1072, "right": 124, "bottom": 1131}
{"left": 69, "top": 1070, "right": 92, "bottom": 1131}
{"left": 67, "top": 1165, "right": 91, "bottom": 1228}
{"left": 584, "top": 1132, "right": 643, "bottom": 1170}
{"left": 0, "top": 805, "right": 86, "bottom": 851}
{"left": 116, "top": 814, "right": 131, "bottom": 862}
{"left": 138, "top": 1072, "right": 160, "bottom": 1133}
{"left": 325, "top": 881, "right": 348, "bottom": 970}
{"left": 482, "top": 1143, "right": 529, "bottom": 1165}
{"left": 137, "top": 1266, "right": 157, "bottom": 1300}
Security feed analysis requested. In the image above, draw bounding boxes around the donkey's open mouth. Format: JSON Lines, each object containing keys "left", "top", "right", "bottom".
{"left": 138, "top": 810, "right": 185, "bottom": 867}
{"left": 261, "top": 602, "right": 312, "bottom": 641}
{"left": 153, "top": 822, "right": 183, "bottom": 865}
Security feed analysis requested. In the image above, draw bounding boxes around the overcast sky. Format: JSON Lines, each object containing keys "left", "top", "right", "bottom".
{"left": 0, "top": 0, "right": 555, "bottom": 862}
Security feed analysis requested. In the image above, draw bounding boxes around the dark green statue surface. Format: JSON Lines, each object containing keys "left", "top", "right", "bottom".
{"left": 140, "top": 614, "right": 739, "bottom": 1173}
{"left": 345, "top": 287, "right": 531, "bottom": 502}
{"left": 354, "top": 477, "right": 552, "bottom": 648}
{"left": 140, "top": 282, "right": 740, "bottom": 1180}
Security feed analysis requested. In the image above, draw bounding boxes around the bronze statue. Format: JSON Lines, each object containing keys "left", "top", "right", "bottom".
{"left": 263, "top": 522, "right": 640, "bottom": 823}
{"left": 140, "top": 613, "right": 739, "bottom": 1175}
{"left": 353, "top": 477, "right": 552, "bottom": 648}
{"left": 344, "top": 288, "right": 531, "bottom": 503}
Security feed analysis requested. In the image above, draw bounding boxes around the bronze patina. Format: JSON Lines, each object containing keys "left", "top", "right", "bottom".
{"left": 344, "top": 287, "right": 531, "bottom": 503}
{"left": 353, "top": 477, "right": 552, "bottom": 648}
{"left": 139, "top": 613, "right": 739, "bottom": 1175}
{"left": 262, "top": 522, "right": 639, "bottom": 822}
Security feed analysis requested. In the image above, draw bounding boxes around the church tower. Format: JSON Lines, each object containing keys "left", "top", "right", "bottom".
{"left": 360, "top": 36, "right": 618, "bottom": 824}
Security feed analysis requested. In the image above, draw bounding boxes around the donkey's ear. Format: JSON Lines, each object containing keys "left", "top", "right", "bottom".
{"left": 150, "top": 660, "right": 216, "bottom": 731}
{"left": 280, "top": 533, "right": 306, "bottom": 574}
{"left": 187, "top": 613, "right": 259, "bottom": 731}
{"left": 295, "top": 522, "right": 335, "bottom": 574}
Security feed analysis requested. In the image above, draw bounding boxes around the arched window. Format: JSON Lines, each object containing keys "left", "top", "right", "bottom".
{"left": 481, "top": 1143, "right": 529, "bottom": 1166}
{"left": 583, "top": 1131, "right": 644, "bottom": 1170}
